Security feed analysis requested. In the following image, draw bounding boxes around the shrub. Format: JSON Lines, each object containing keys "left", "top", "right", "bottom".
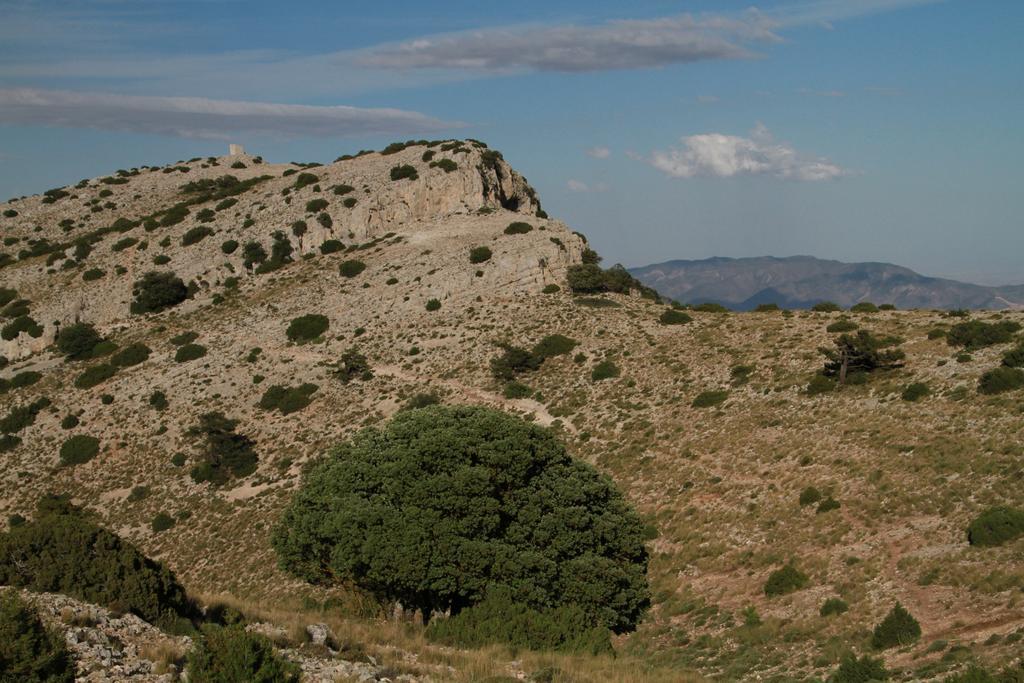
{"left": 591, "top": 360, "right": 620, "bottom": 382}
{"left": 567, "top": 264, "right": 606, "bottom": 293}
{"left": 170, "top": 331, "right": 199, "bottom": 346}
{"left": 659, "top": 309, "right": 692, "bottom": 325}
{"left": 542, "top": 284, "right": 560, "bottom": 294}
{"left": 947, "top": 320, "right": 1021, "bottom": 350}
{"left": 61, "top": 415, "right": 79, "bottom": 429}
{"left": 258, "top": 384, "right": 319, "bottom": 415}
{"left": 0, "top": 592, "right": 75, "bottom": 683}
{"left": 334, "top": 348, "right": 371, "bottom": 384}
{"left": 533, "top": 334, "right": 577, "bottom": 360}
{"left": 319, "top": 240, "right": 344, "bottom": 254}
{"left": 111, "top": 342, "right": 151, "bottom": 368}
{"left": 403, "top": 393, "right": 441, "bottom": 410}
{"left": 1002, "top": 345, "right": 1024, "bottom": 368}
{"left": 339, "top": 260, "right": 366, "bottom": 278}
{"left": 2, "top": 315, "right": 44, "bottom": 340}
{"left": 152, "top": 254, "right": 171, "bottom": 265}
{"left": 242, "top": 241, "right": 267, "bottom": 270}
{"left": 812, "top": 301, "right": 842, "bottom": 312}
{"left": 181, "top": 225, "right": 214, "bottom": 246}
{"left": 74, "top": 363, "right": 117, "bottom": 389}
{"left": 131, "top": 272, "right": 187, "bottom": 314}
{"left": 389, "top": 164, "right": 418, "bottom": 181}
{"left": 151, "top": 513, "right": 175, "bottom": 533}
{"left": 1, "top": 398, "right": 50, "bottom": 434}
{"left": 215, "top": 197, "right": 237, "bottom": 211}
{"left": 693, "top": 302, "right": 730, "bottom": 313}
{"left": 754, "top": 303, "right": 781, "bottom": 312}
{"left": 55, "top": 322, "right": 103, "bottom": 360}
{"left": 59, "top": 434, "right": 100, "bottom": 466}
{"left": 221, "top": 239, "right": 239, "bottom": 254}
{"left": 692, "top": 390, "right": 728, "bottom": 408}
{"left": 272, "top": 406, "right": 650, "bottom": 631}
{"left": 871, "top": 603, "right": 921, "bottom": 649}
{"left": 820, "top": 331, "right": 905, "bottom": 381}
{"left": 504, "top": 221, "right": 533, "bottom": 235}
{"left": 978, "top": 367, "right": 1024, "bottom": 395}
{"left": 830, "top": 654, "right": 889, "bottom": 682}
{"left": 491, "top": 345, "right": 543, "bottom": 381}
{"left": 425, "top": 298, "right": 441, "bottom": 311}
{"left": 469, "top": 246, "right": 492, "bottom": 264}
{"left": 188, "top": 624, "right": 300, "bottom": 683}
{"left": 316, "top": 212, "right": 332, "bottom": 229}
{"left": 430, "top": 158, "right": 458, "bottom": 173}
{"left": 175, "top": 343, "right": 206, "bottom": 363}
{"left": 188, "top": 412, "right": 258, "bottom": 486}
{"left": 503, "top": 381, "right": 532, "bottom": 399}
{"left": 967, "top": 506, "right": 1024, "bottom": 547}
{"left": 816, "top": 497, "right": 841, "bottom": 514}
{"left": 149, "top": 390, "right": 168, "bottom": 411}
{"left": 820, "top": 597, "right": 849, "bottom": 617}
{"left": 342, "top": 197, "right": 357, "bottom": 208}
{"left": 850, "top": 302, "right": 879, "bottom": 313}
{"left": 901, "top": 382, "right": 929, "bottom": 402}
{"left": 332, "top": 184, "right": 354, "bottom": 195}
{"left": 764, "top": 564, "right": 808, "bottom": 597}
{"left": 286, "top": 314, "right": 329, "bottom": 343}
{"left": 111, "top": 237, "right": 138, "bottom": 252}
{"left": 305, "top": 198, "right": 328, "bottom": 213}
{"left": 826, "top": 319, "right": 858, "bottom": 333}
{"left": 82, "top": 268, "right": 105, "bottom": 281}
{"left": 293, "top": 172, "right": 319, "bottom": 189}
{"left": 799, "top": 486, "right": 822, "bottom": 507}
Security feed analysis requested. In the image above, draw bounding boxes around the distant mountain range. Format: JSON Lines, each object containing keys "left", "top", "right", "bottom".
{"left": 629, "top": 255, "right": 1024, "bottom": 311}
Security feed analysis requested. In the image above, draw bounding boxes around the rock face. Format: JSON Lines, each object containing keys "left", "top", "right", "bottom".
{"left": 0, "top": 141, "right": 583, "bottom": 361}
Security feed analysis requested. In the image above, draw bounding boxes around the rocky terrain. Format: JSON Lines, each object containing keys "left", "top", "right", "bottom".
{"left": 2, "top": 141, "right": 1024, "bottom": 681}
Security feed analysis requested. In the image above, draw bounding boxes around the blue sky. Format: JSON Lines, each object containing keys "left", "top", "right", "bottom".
{"left": 1, "top": 0, "right": 1021, "bottom": 284}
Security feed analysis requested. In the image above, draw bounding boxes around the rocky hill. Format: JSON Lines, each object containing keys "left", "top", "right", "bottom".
{"left": 630, "top": 255, "right": 1024, "bottom": 311}
{"left": 2, "top": 143, "right": 1024, "bottom": 681}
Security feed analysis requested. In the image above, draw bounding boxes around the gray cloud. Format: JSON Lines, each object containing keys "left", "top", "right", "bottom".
{"left": 648, "top": 124, "right": 847, "bottom": 181}
{"left": 0, "top": 88, "right": 460, "bottom": 140}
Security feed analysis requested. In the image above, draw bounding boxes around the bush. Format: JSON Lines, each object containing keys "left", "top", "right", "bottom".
{"left": 2, "top": 315, "right": 44, "bottom": 340}
{"left": 74, "top": 363, "right": 117, "bottom": 389}
{"left": 59, "top": 434, "right": 100, "bottom": 466}
{"left": 258, "top": 383, "right": 318, "bottom": 415}
{"left": 826, "top": 319, "right": 858, "bottom": 333}
{"left": 430, "top": 158, "right": 458, "bottom": 173}
{"left": 591, "top": 360, "right": 620, "bottom": 382}
{"left": 149, "top": 390, "right": 168, "bottom": 411}
{"left": 111, "top": 342, "right": 151, "bottom": 368}
{"left": 542, "top": 284, "right": 560, "bottom": 294}
{"left": 334, "top": 348, "right": 371, "bottom": 384}
{"left": 659, "top": 309, "right": 692, "bottom": 325}
{"left": 850, "top": 302, "right": 879, "bottom": 313}
{"left": 692, "top": 390, "right": 728, "bottom": 408}
{"left": 469, "top": 246, "right": 492, "bottom": 264}
{"left": 403, "top": 393, "right": 441, "bottom": 410}
{"left": 82, "top": 268, "right": 105, "bottom": 281}
{"left": 504, "top": 222, "right": 533, "bottom": 235}
{"left": 319, "top": 240, "right": 344, "bottom": 254}
{"left": 293, "top": 172, "right": 319, "bottom": 189}
{"left": 286, "top": 314, "right": 329, "bottom": 343}
{"left": 533, "top": 334, "right": 577, "bottom": 360}
{"left": 426, "top": 587, "right": 612, "bottom": 655}
{"left": 425, "top": 298, "right": 441, "bottom": 311}
{"left": 503, "top": 381, "right": 532, "bottom": 399}
{"left": 830, "top": 654, "right": 888, "bottom": 682}
{"left": 967, "top": 506, "right": 1024, "bottom": 547}
{"left": 812, "top": 301, "right": 842, "bottom": 312}
{"left": 567, "top": 264, "right": 606, "bottom": 293}
{"left": 151, "top": 513, "right": 175, "bottom": 533}
{"left": 1002, "top": 345, "right": 1024, "bottom": 368}
{"left": 490, "top": 345, "right": 543, "bottom": 381}
{"left": 152, "top": 254, "right": 171, "bottom": 265}
{"left": 816, "top": 496, "right": 841, "bottom": 514}
{"left": 389, "top": 165, "right": 418, "bottom": 181}
{"left": 332, "top": 184, "right": 354, "bottom": 195}
{"left": 188, "top": 624, "right": 300, "bottom": 683}
{"left": 979, "top": 367, "right": 1024, "bottom": 395}
{"left": 820, "top": 330, "right": 905, "bottom": 381}
{"left": 871, "top": 603, "right": 921, "bottom": 649}
{"left": 754, "top": 303, "right": 781, "bottom": 312}
{"left": 181, "top": 225, "right": 214, "bottom": 246}
{"left": 1, "top": 398, "right": 50, "bottom": 434}
{"left": 901, "top": 382, "right": 929, "bottom": 401}
{"left": 60, "top": 415, "right": 79, "bottom": 429}
{"left": 0, "top": 592, "right": 75, "bottom": 683}
{"left": 693, "top": 302, "right": 730, "bottom": 313}
{"left": 0, "top": 501, "right": 195, "bottom": 627}
{"left": 55, "top": 322, "right": 103, "bottom": 360}
{"left": 272, "top": 406, "right": 650, "bottom": 632}
{"left": 305, "top": 198, "right": 328, "bottom": 213}
{"left": 947, "top": 320, "right": 1021, "bottom": 350}
{"left": 221, "top": 239, "right": 239, "bottom": 254}
{"left": 820, "top": 597, "right": 849, "bottom": 617}
{"left": 188, "top": 412, "right": 259, "bottom": 486}
{"left": 342, "top": 197, "right": 357, "bottom": 208}
{"left": 242, "top": 241, "right": 267, "bottom": 270}
{"left": 339, "top": 260, "right": 365, "bottom": 278}
{"left": 131, "top": 272, "right": 187, "bottom": 314}
{"left": 175, "top": 343, "right": 207, "bottom": 363}
{"left": 799, "top": 486, "right": 822, "bottom": 507}
{"left": 764, "top": 564, "right": 808, "bottom": 597}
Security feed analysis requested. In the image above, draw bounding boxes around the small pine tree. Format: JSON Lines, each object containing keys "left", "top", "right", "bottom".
{"left": 871, "top": 603, "right": 921, "bottom": 649}
{"left": 0, "top": 592, "right": 75, "bottom": 683}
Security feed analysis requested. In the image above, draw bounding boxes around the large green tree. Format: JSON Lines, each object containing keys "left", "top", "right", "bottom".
{"left": 271, "top": 405, "right": 650, "bottom": 633}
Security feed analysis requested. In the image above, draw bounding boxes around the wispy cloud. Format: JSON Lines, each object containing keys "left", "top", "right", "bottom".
{"left": 586, "top": 146, "right": 611, "bottom": 159}
{"left": 648, "top": 123, "right": 848, "bottom": 181}
{"left": 567, "top": 179, "right": 608, "bottom": 193}
{"left": 696, "top": 94, "right": 720, "bottom": 104}
{"left": 0, "top": 88, "right": 460, "bottom": 140}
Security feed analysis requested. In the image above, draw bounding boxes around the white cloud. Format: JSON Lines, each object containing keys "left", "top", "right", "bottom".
{"left": 586, "top": 146, "right": 611, "bottom": 159}
{"left": 696, "top": 94, "right": 719, "bottom": 104}
{"left": 648, "top": 124, "right": 847, "bottom": 181}
{"left": 0, "top": 88, "right": 460, "bottom": 140}
{"left": 566, "top": 179, "right": 609, "bottom": 193}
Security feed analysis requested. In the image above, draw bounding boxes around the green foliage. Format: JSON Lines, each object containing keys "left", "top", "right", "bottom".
{"left": 430, "top": 158, "right": 458, "bottom": 173}
{"left": 59, "top": 434, "right": 100, "bottom": 466}
{"left": 816, "top": 497, "right": 841, "bottom": 514}
{"left": 850, "top": 302, "right": 879, "bottom": 313}
{"left": 0, "top": 592, "right": 75, "bottom": 683}
{"left": 799, "top": 486, "right": 822, "bottom": 507}
{"left": 426, "top": 587, "right": 612, "bottom": 655}
{"left": 692, "top": 390, "right": 728, "bottom": 408}
{"left": 812, "top": 301, "right": 842, "bottom": 312}
{"left": 754, "top": 303, "right": 781, "bottom": 312}
{"left": 764, "top": 564, "right": 808, "bottom": 597}
{"left": 947, "top": 320, "right": 1021, "bottom": 350}
{"left": 967, "top": 506, "right": 1024, "bottom": 547}
{"left": 188, "top": 412, "right": 258, "bottom": 486}
{"left": 978, "top": 367, "right": 1024, "bottom": 395}
{"left": 342, "top": 197, "right": 357, "bottom": 208}
{"left": 60, "top": 415, "right": 79, "bottom": 429}
{"left": 175, "top": 343, "right": 207, "bottom": 363}
{"left": 591, "top": 360, "right": 620, "bottom": 382}
{"left": 1, "top": 399, "right": 50, "bottom": 434}
{"left": 334, "top": 348, "right": 371, "bottom": 384}
{"left": 2, "top": 315, "right": 44, "bottom": 340}
{"left": 241, "top": 241, "right": 267, "bottom": 270}
{"left": 188, "top": 624, "right": 300, "bottom": 683}
{"left": 1002, "top": 345, "right": 1024, "bottom": 368}
{"left": 339, "top": 260, "right": 366, "bottom": 278}
{"left": 332, "top": 184, "right": 354, "bottom": 195}
{"left": 901, "top": 382, "right": 930, "bottom": 401}
{"left": 55, "top": 322, "right": 103, "bottom": 360}
{"left": 272, "top": 406, "right": 650, "bottom": 632}
{"left": 319, "top": 239, "right": 344, "bottom": 254}
{"left": 111, "top": 342, "right": 151, "bottom": 368}
{"left": 504, "top": 221, "right": 533, "bottom": 235}
{"left": 181, "top": 225, "right": 214, "bottom": 246}
{"left": 806, "top": 374, "right": 836, "bottom": 396}
{"left": 829, "top": 654, "right": 888, "bottom": 682}
{"left": 305, "top": 198, "right": 328, "bottom": 213}
{"left": 258, "top": 383, "right": 318, "bottom": 415}
{"left": 871, "top": 602, "right": 921, "bottom": 649}
{"left": 469, "top": 246, "right": 493, "bottom": 264}
{"left": 74, "top": 363, "right": 117, "bottom": 389}
{"left": 693, "top": 302, "right": 730, "bottom": 313}
{"left": 820, "top": 330, "right": 905, "bottom": 380}
{"left": 286, "top": 314, "right": 329, "bottom": 343}
{"left": 389, "top": 165, "right": 418, "bottom": 181}
{"left": 827, "top": 319, "right": 859, "bottom": 333}
{"left": 254, "top": 231, "right": 294, "bottom": 273}
{"left": 659, "top": 309, "right": 692, "bottom": 325}
{"left": 503, "top": 381, "right": 532, "bottom": 399}
{"left": 170, "top": 331, "right": 199, "bottom": 346}
{"left": 293, "top": 172, "right": 319, "bottom": 189}
{"left": 149, "top": 390, "right": 168, "bottom": 411}
{"left": 490, "top": 344, "right": 543, "bottom": 381}
{"left": 131, "top": 271, "right": 187, "bottom": 314}
{"left": 0, "top": 503, "right": 195, "bottom": 627}
{"left": 566, "top": 263, "right": 656, "bottom": 297}
{"left": 151, "top": 513, "right": 175, "bottom": 533}
{"left": 541, "top": 284, "right": 560, "bottom": 294}
{"left": 402, "top": 393, "right": 441, "bottom": 410}
{"left": 532, "top": 334, "right": 577, "bottom": 360}
{"left": 425, "top": 298, "right": 441, "bottom": 311}
{"left": 111, "top": 237, "right": 138, "bottom": 252}
{"left": 221, "top": 239, "right": 239, "bottom": 254}
{"left": 820, "top": 597, "right": 849, "bottom": 617}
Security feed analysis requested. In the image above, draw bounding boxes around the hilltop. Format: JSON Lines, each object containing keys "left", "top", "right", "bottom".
{"left": 2, "top": 142, "right": 1024, "bottom": 682}
{"left": 630, "top": 255, "right": 1024, "bottom": 311}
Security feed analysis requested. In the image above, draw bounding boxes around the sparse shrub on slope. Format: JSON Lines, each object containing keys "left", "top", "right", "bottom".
{"left": 532, "top": 334, "right": 577, "bottom": 360}
{"left": 425, "top": 298, "right": 441, "bottom": 311}
{"left": 826, "top": 319, "right": 858, "bottom": 333}
{"left": 901, "top": 382, "right": 930, "bottom": 401}
{"left": 566, "top": 264, "right": 607, "bottom": 294}
{"left": 111, "top": 342, "right": 151, "bottom": 368}
{"left": 175, "top": 343, "right": 207, "bottom": 363}
{"left": 850, "top": 302, "right": 879, "bottom": 313}
{"left": 0, "top": 592, "right": 75, "bottom": 683}
{"left": 305, "top": 198, "right": 328, "bottom": 213}
{"left": 338, "top": 259, "right": 365, "bottom": 278}
{"left": 181, "top": 226, "right": 214, "bottom": 246}
{"left": 812, "top": 301, "right": 842, "bottom": 312}
{"left": 74, "top": 363, "right": 117, "bottom": 389}
{"left": 319, "top": 239, "right": 344, "bottom": 254}
{"left": 692, "top": 390, "right": 728, "bottom": 408}
{"left": 799, "top": 486, "right": 822, "bottom": 507}
{"left": 188, "top": 624, "right": 300, "bottom": 683}
{"left": 871, "top": 603, "right": 921, "bottom": 649}
{"left": 59, "top": 435, "right": 100, "bottom": 466}
{"left": 469, "top": 246, "right": 492, "bottom": 264}
{"left": 286, "top": 314, "right": 329, "bottom": 343}
{"left": 272, "top": 406, "right": 650, "bottom": 633}
{"left": 1002, "top": 344, "right": 1024, "bottom": 368}
{"left": 978, "top": 366, "right": 1024, "bottom": 395}
{"left": 659, "top": 309, "right": 692, "bottom": 325}
{"left": 258, "top": 383, "right": 318, "bottom": 415}
{"left": 819, "top": 597, "right": 849, "bottom": 617}
{"left": 829, "top": 654, "right": 888, "bottom": 682}
{"left": 490, "top": 344, "right": 543, "bottom": 381}
{"left": 131, "top": 271, "right": 187, "bottom": 314}
{"left": 0, "top": 501, "right": 196, "bottom": 629}
{"left": 947, "top": 320, "right": 1021, "bottom": 350}
{"left": 188, "top": 412, "right": 258, "bottom": 486}
{"left": 334, "top": 348, "right": 371, "bottom": 384}
{"left": 591, "top": 360, "right": 620, "bottom": 382}
{"left": 764, "top": 564, "right": 808, "bottom": 597}
{"left": 389, "top": 164, "right": 418, "bottom": 181}
{"left": 819, "top": 330, "right": 905, "bottom": 382}
{"left": 504, "top": 221, "right": 533, "bottom": 235}
{"left": 55, "top": 322, "right": 103, "bottom": 360}
{"left": 967, "top": 506, "right": 1024, "bottom": 547}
